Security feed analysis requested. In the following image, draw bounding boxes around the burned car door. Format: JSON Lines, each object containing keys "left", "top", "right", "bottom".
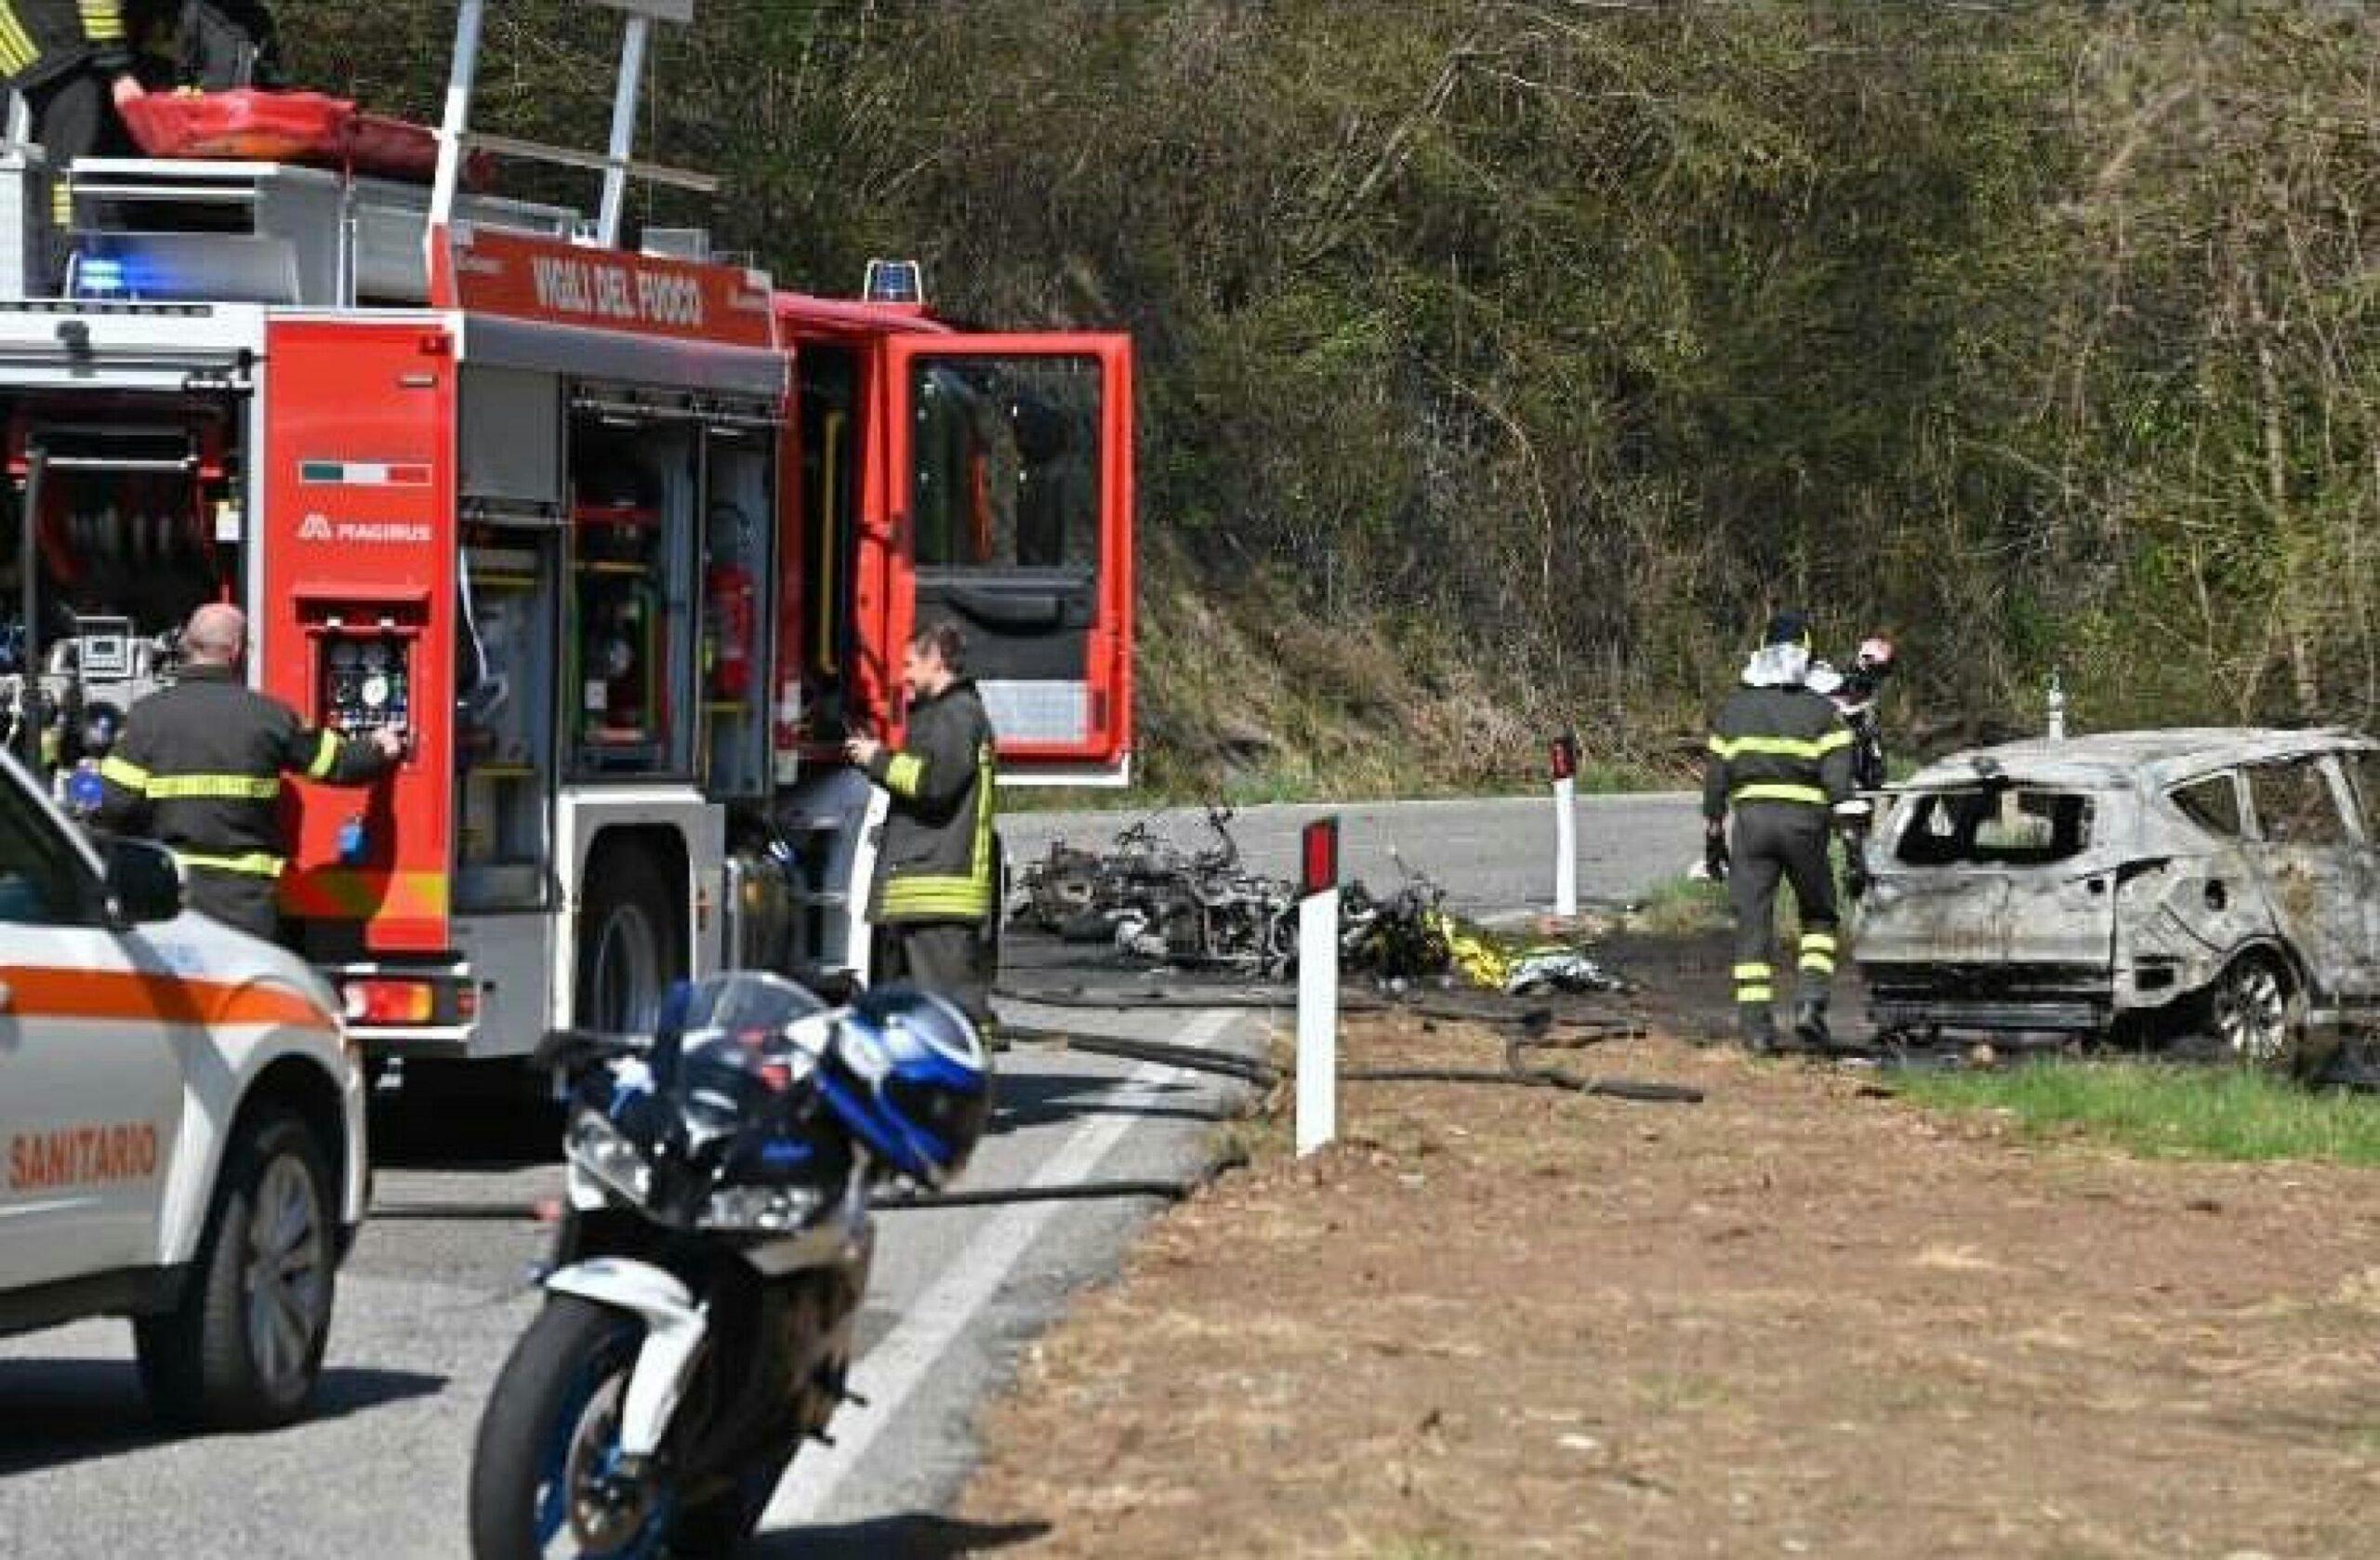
{"left": 2117, "top": 770, "right": 2271, "bottom": 1002}
{"left": 2241, "top": 756, "right": 2379, "bottom": 999}
{"left": 2334, "top": 747, "right": 2380, "bottom": 1002}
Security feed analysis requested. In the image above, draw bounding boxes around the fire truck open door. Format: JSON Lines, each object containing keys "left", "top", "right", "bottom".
{"left": 883, "top": 335, "right": 1132, "bottom": 785}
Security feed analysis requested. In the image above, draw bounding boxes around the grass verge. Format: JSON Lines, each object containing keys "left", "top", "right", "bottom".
{"left": 1626, "top": 873, "right": 1731, "bottom": 938}
{"left": 1896, "top": 1059, "right": 2380, "bottom": 1166}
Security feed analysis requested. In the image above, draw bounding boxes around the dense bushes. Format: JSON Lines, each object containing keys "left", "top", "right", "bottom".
{"left": 283, "top": 1, "right": 2377, "bottom": 791}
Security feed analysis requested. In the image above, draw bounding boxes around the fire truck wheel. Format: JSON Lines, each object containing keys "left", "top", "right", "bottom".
{"left": 576, "top": 840, "right": 685, "bottom": 1036}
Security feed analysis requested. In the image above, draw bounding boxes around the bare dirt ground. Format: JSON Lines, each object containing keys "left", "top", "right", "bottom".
{"left": 959, "top": 932, "right": 2380, "bottom": 1558}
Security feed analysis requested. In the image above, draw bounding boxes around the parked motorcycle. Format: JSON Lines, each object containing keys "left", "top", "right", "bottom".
{"left": 468, "top": 972, "right": 991, "bottom": 1559}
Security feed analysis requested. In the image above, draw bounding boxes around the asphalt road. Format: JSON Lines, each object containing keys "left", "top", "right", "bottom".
{"left": 0, "top": 790, "right": 1702, "bottom": 1556}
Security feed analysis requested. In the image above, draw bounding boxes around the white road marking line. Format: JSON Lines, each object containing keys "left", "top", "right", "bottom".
{"left": 761, "top": 1007, "right": 1239, "bottom": 1528}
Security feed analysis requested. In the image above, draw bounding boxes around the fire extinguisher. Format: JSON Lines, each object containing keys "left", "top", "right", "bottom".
{"left": 707, "top": 562, "right": 755, "bottom": 702}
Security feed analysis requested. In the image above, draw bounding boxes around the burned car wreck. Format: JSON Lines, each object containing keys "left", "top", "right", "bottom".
{"left": 1856, "top": 728, "right": 2380, "bottom": 1069}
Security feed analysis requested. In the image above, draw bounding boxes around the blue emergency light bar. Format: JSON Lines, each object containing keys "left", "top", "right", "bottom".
{"left": 65, "top": 233, "right": 303, "bottom": 306}
{"left": 863, "top": 258, "right": 923, "bottom": 305}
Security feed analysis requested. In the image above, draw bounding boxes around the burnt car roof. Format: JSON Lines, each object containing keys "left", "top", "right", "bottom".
{"left": 1898, "top": 727, "right": 2376, "bottom": 794}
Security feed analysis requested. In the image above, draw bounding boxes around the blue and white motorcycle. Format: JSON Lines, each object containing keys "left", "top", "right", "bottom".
{"left": 468, "top": 972, "right": 990, "bottom": 1558}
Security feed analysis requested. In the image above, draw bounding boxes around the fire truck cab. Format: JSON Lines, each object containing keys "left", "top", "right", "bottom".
{"left": 0, "top": 0, "right": 1133, "bottom": 1077}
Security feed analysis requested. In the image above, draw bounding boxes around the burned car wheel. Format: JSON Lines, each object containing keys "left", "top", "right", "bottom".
{"left": 2206, "top": 953, "right": 2300, "bottom": 1070}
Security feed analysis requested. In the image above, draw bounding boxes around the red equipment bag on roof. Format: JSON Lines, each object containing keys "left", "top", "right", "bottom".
{"left": 117, "top": 90, "right": 487, "bottom": 187}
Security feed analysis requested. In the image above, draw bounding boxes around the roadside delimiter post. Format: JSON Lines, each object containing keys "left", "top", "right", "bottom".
{"left": 1296, "top": 815, "right": 1340, "bottom": 1157}
{"left": 1550, "top": 729, "right": 1579, "bottom": 919}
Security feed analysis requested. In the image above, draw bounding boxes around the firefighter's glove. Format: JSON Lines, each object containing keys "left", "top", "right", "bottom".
{"left": 1702, "top": 825, "right": 1729, "bottom": 883}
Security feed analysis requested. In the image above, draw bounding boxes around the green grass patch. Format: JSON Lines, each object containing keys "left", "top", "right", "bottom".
{"left": 1625, "top": 874, "right": 1731, "bottom": 938}
{"left": 1896, "top": 1060, "right": 2380, "bottom": 1166}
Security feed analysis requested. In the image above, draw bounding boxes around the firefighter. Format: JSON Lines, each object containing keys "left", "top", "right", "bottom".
{"left": 173, "top": 0, "right": 278, "bottom": 90}
{"left": 0, "top": 3, "right": 178, "bottom": 220}
{"left": 1703, "top": 609, "right": 1856, "bottom": 1053}
{"left": 96, "top": 602, "right": 402, "bottom": 942}
{"left": 843, "top": 618, "right": 999, "bottom": 1035}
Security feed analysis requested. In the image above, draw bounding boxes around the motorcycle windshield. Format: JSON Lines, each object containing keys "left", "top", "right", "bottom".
{"left": 662, "top": 972, "right": 831, "bottom": 1050}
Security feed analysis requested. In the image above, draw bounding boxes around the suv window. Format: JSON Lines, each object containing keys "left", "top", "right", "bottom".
{"left": 1896, "top": 786, "right": 2096, "bottom": 866}
{"left": 0, "top": 778, "right": 97, "bottom": 924}
{"left": 2168, "top": 773, "right": 2245, "bottom": 838}
{"left": 2247, "top": 758, "right": 2350, "bottom": 847}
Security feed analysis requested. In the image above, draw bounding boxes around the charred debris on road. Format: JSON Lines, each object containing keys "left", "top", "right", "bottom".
{"left": 1008, "top": 804, "right": 1628, "bottom": 998}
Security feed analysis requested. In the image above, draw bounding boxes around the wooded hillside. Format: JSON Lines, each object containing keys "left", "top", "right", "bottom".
{"left": 283, "top": 1, "right": 2379, "bottom": 793}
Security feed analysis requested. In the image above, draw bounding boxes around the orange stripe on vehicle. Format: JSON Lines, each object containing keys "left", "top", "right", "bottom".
{"left": 0, "top": 966, "right": 337, "bottom": 1033}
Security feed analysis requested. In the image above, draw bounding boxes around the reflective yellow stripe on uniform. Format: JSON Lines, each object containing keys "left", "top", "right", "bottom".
{"left": 144, "top": 773, "right": 281, "bottom": 800}
{"left": 881, "top": 875, "right": 991, "bottom": 918}
{"left": 172, "top": 850, "right": 285, "bottom": 878}
{"left": 306, "top": 730, "right": 340, "bottom": 780}
{"left": 78, "top": 0, "right": 123, "bottom": 40}
{"left": 1731, "top": 782, "right": 1829, "bottom": 806}
{"left": 99, "top": 755, "right": 151, "bottom": 792}
{"left": 1799, "top": 931, "right": 1837, "bottom": 974}
{"left": 883, "top": 753, "right": 924, "bottom": 799}
{"left": 0, "top": 11, "right": 39, "bottom": 76}
{"left": 1709, "top": 731, "right": 1852, "bottom": 761}
{"left": 1737, "top": 986, "right": 1774, "bottom": 1004}
{"left": 1732, "top": 962, "right": 1772, "bottom": 981}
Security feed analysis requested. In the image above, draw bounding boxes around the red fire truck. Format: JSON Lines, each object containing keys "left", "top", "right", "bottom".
{"left": 0, "top": 0, "right": 1132, "bottom": 1079}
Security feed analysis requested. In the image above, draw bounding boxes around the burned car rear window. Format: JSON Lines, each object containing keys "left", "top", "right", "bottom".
{"left": 1896, "top": 787, "right": 2096, "bottom": 866}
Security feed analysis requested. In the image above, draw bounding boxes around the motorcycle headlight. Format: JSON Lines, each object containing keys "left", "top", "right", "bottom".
{"left": 697, "top": 1183, "right": 825, "bottom": 1232}
{"left": 567, "top": 1112, "right": 654, "bottom": 1204}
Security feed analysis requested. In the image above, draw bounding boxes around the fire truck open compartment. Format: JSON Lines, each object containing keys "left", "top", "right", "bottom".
{"left": 0, "top": 394, "right": 247, "bottom": 763}
{"left": 566, "top": 400, "right": 696, "bottom": 777}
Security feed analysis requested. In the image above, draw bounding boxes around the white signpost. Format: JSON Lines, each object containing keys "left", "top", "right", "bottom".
{"left": 1550, "top": 729, "right": 1579, "bottom": 919}
{"left": 1295, "top": 816, "right": 1341, "bottom": 1157}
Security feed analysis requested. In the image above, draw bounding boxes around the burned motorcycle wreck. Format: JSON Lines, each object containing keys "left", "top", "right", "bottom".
{"left": 1011, "top": 809, "right": 1626, "bottom": 997}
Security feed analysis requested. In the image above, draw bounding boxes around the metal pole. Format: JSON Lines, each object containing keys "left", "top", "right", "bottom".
{"left": 428, "top": 0, "right": 485, "bottom": 239}
{"left": 597, "top": 14, "right": 653, "bottom": 248}
{"left": 17, "top": 444, "right": 43, "bottom": 773}
{"left": 1295, "top": 885, "right": 1339, "bottom": 1157}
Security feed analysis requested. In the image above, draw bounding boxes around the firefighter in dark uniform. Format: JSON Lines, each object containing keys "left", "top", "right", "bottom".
{"left": 173, "top": 0, "right": 278, "bottom": 90}
{"left": 844, "top": 618, "right": 999, "bottom": 1034}
{"left": 1703, "top": 610, "right": 1856, "bottom": 1053}
{"left": 0, "top": 2, "right": 178, "bottom": 223}
{"left": 97, "top": 602, "right": 402, "bottom": 941}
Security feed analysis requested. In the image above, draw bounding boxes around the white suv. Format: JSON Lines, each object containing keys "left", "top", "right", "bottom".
{"left": 0, "top": 750, "right": 367, "bottom": 1428}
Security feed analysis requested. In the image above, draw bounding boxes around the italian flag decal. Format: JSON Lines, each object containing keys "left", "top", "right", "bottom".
{"left": 299, "top": 460, "right": 432, "bottom": 486}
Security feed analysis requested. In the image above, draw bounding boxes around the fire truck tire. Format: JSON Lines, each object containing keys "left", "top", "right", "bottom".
{"left": 575, "top": 839, "right": 686, "bottom": 1036}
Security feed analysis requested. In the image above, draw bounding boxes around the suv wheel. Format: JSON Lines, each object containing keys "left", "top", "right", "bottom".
{"left": 136, "top": 1109, "right": 337, "bottom": 1430}
{"left": 2206, "top": 952, "right": 2306, "bottom": 1071}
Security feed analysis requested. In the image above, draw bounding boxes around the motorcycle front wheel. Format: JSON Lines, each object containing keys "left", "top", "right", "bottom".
{"left": 469, "top": 1294, "right": 675, "bottom": 1560}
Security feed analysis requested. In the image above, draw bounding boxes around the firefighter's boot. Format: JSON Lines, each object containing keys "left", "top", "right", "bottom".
{"left": 1792, "top": 996, "right": 1831, "bottom": 1054}
{"left": 1739, "top": 1005, "right": 1782, "bottom": 1055}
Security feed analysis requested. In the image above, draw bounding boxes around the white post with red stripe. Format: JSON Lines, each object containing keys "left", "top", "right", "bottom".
{"left": 1296, "top": 816, "right": 1340, "bottom": 1157}
{"left": 1550, "top": 730, "right": 1579, "bottom": 919}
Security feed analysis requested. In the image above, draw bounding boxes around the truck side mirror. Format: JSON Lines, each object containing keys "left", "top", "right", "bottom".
{"left": 102, "top": 837, "right": 183, "bottom": 923}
